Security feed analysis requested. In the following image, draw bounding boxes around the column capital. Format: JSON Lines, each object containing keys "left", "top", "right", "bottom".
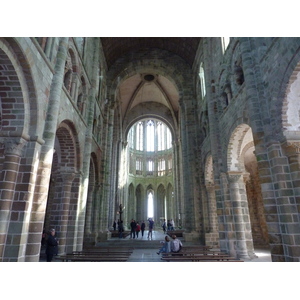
{"left": 227, "top": 171, "right": 243, "bottom": 183}
{"left": 205, "top": 182, "right": 215, "bottom": 191}
{"left": 4, "top": 138, "right": 27, "bottom": 156}
{"left": 284, "top": 140, "right": 300, "bottom": 154}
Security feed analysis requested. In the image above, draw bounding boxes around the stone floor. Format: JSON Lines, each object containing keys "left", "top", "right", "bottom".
{"left": 42, "top": 229, "right": 272, "bottom": 262}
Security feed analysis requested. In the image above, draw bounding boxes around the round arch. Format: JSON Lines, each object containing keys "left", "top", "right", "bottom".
{"left": 0, "top": 38, "right": 38, "bottom": 140}
{"left": 227, "top": 124, "right": 254, "bottom": 172}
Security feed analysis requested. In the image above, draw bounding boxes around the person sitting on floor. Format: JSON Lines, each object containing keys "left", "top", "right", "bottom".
{"left": 157, "top": 235, "right": 171, "bottom": 255}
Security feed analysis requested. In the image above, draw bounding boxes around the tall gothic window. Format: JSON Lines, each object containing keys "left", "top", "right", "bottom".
{"left": 147, "top": 191, "right": 154, "bottom": 218}
{"left": 146, "top": 120, "right": 154, "bottom": 151}
{"left": 221, "top": 37, "right": 230, "bottom": 53}
{"left": 136, "top": 121, "right": 143, "bottom": 151}
{"left": 157, "top": 121, "right": 164, "bottom": 151}
{"left": 136, "top": 158, "right": 142, "bottom": 175}
{"left": 148, "top": 160, "right": 154, "bottom": 172}
{"left": 158, "top": 158, "right": 166, "bottom": 176}
{"left": 199, "top": 63, "right": 206, "bottom": 99}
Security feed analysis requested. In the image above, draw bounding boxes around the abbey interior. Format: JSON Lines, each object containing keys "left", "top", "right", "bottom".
{"left": 1, "top": 37, "right": 300, "bottom": 262}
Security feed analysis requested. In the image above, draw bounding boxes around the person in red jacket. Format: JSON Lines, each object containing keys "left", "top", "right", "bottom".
{"left": 135, "top": 222, "right": 141, "bottom": 238}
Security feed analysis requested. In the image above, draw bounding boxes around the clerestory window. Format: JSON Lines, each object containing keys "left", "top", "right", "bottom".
{"left": 221, "top": 37, "right": 230, "bottom": 53}
{"left": 199, "top": 62, "right": 206, "bottom": 99}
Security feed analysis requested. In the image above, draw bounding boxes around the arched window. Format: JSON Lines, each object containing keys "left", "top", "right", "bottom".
{"left": 147, "top": 191, "right": 154, "bottom": 218}
{"left": 199, "top": 62, "right": 206, "bottom": 99}
{"left": 221, "top": 37, "right": 230, "bottom": 53}
{"left": 146, "top": 120, "right": 154, "bottom": 151}
{"left": 136, "top": 121, "right": 143, "bottom": 151}
{"left": 157, "top": 121, "right": 164, "bottom": 151}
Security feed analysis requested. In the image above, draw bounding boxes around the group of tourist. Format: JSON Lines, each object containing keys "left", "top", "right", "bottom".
{"left": 113, "top": 218, "right": 155, "bottom": 239}
{"left": 157, "top": 234, "right": 182, "bottom": 255}
{"left": 161, "top": 219, "right": 175, "bottom": 233}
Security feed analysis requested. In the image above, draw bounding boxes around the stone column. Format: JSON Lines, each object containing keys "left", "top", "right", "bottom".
{"left": 204, "top": 183, "right": 220, "bottom": 248}
{"left": 57, "top": 171, "right": 75, "bottom": 255}
{"left": 205, "top": 184, "right": 219, "bottom": 232}
{"left": 228, "top": 172, "right": 250, "bottom": 259}
{"left": 84, "top": 183, "right": 95, "bottom": 235}
{"left": 76, "top": 38, "right": 100, "bottom": 245}
{"left": 92, "top": 184, "right": 101, "bottom": 234}
{"left": 29, "top": 37, "right": 69, "bottom": 261}
{"left": 0, "top": 139, "right": 27, "bottom": 261}
{"left": 98, "top": 103, "right": 115, "bottom": 241}
{"left": 281, "top": 140, "right": 300, "bottom": 261}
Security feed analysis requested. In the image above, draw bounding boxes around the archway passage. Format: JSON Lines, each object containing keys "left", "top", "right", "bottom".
{"left": 226, "top": 124, "right": 269, "bottom": 258}
{"left": 43, "top": 121, "right": 80, "bottom": 255}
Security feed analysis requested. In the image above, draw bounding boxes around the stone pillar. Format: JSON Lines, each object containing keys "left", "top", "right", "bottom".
{"left": 84, "top": 183, "right": 95, "bottom": 235}
{"left": 204, "top": 184, "right": 220, "bottom": 248}
{"left": 281, "top": 140, "right": 300, "bottom": 261}
{"left": 57, "top": 171, "right": 75, "bottom": 255}
{"left": 173, "top": 138, "right": 183, "bottom": 229}
{"left": 206, "top": 184, "right": 219, "bottom": 232}
{"left": 75, "top": 39, "right": 100, "bottom": 248}
{"left": 228, "top": 172, "right": 250, "bottom": 259}
{"left": 92, "top": 184, "right": 101, "bottom": 234}
{"left": 0, "top": 139, "right": 27, "bottom": 261}
{"left": 97, "top": 103, "right": 115, "bottom": 241}
{"left": 29, "top": 37, "right": 69, "bottom": 262}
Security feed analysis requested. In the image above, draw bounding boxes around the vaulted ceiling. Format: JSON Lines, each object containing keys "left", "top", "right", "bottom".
{"left": 100, "top": 37, "right": 201, "bottom": 134}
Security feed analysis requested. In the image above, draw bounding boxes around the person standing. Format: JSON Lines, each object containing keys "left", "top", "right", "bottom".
{"left": 162, "top": 219, "right": 167, "bottom": 234}
{"left": 141, "top": 221, "right": 146, "bottom": 238}
{"left": 147, "top": 218, "right": 154, "bottom": 240}
{"left": 167, "top": 220, "right": 172, "bottom": 231}
{"left": 170, "top": 219, "right": 175, "bottom": 231}
{"left": 118, "top": 220, "right": 124, "bottom": 238}
{"left": 130, "top": 219, "right": 137, "bottom": 239}
{"left": 135, "top": 222, "right": 141, "bottom": 238}
{"left": 113, "top": 220, "right": 117, "bottom": 231}
{"left": 46, "top": 228, "right": 59, "bottom": 262}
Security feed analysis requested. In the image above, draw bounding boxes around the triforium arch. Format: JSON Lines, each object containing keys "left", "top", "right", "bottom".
{"left": 44, "top": 120, "right": 81, "bottom": 255}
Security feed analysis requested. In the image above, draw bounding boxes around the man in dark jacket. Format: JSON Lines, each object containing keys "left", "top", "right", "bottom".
{"left": 130, "top": 219, "right": 137, "bottom": 239}
{"left": 46, "top": 228, "right": 59, "bottom": 262}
